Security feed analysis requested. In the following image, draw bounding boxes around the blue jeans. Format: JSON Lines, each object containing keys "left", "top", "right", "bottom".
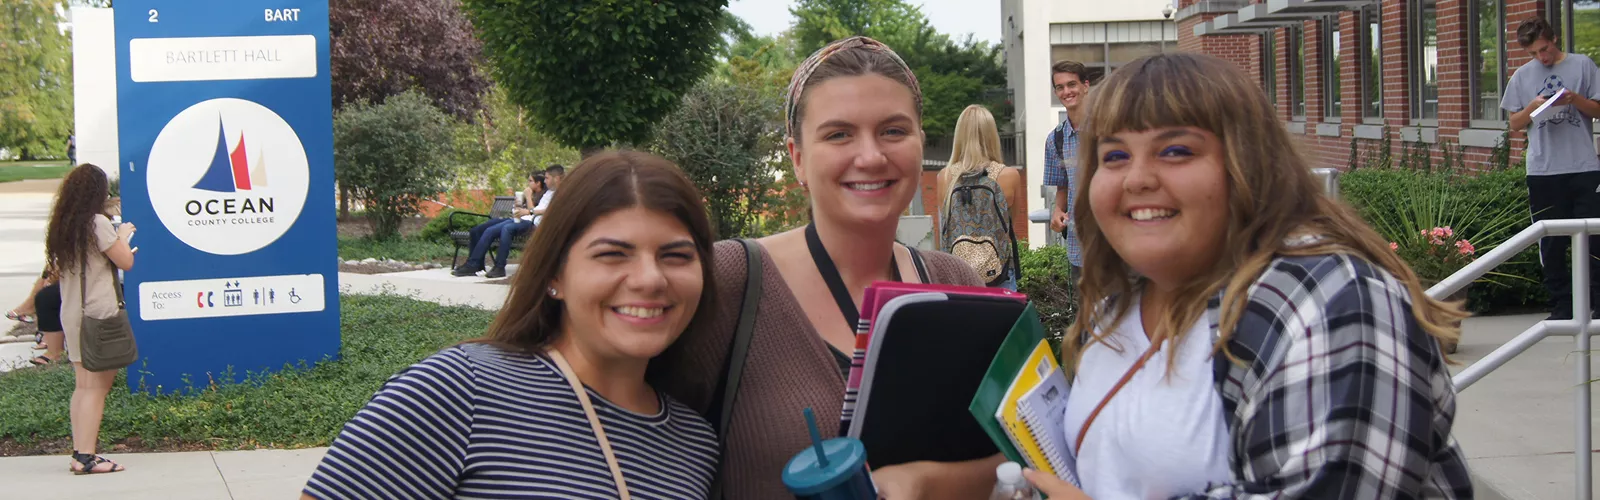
{"left": 465, "top": 219, "right": 534, "bottom": 270}
{"left": 999, "top": 269, "right": 1018, "bottom": 292}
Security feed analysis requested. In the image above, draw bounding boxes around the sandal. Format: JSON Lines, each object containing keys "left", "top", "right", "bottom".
{"left": 69, "top": 451, "right": 125, "bottom": 475}
{"left": 6, "top": 310, "right": 34, "bottom": 324}
{"left": 29, "top": 355, "right": 56, "bottom": 366}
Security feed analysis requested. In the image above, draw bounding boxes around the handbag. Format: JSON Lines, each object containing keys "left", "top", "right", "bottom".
{"left": 78, "top": 251, "right": 137, "bottom": 372}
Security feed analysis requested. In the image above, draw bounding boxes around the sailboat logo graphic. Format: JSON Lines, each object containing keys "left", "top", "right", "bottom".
{"left": 192, "top": 116, "right": 269, "bottom": 193}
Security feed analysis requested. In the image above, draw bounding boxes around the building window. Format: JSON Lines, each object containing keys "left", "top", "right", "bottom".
{"left": 1471, "top": 0, "right": 1507, "bottom": 122}
{"left": 1410, "top": 0, "right": 1439, "bottom": 121}
{"left": 1576, "top": 2, "right": 1599, "bottom": 68}
{"left": 1290, "top": 24, "right": 1307, "bottom": 118}
{"left": 1575, "top": 1, "right": 1600, "bottom": 130}
{"left": 1323, "top": 17, "right": 1342, "bottom": 118}
{"left": 1047, "top": 21, "right": 1176, "bottom": 108}
{"left": 1263, "top": 32, "right": 1278, "bottom": 105}
{"left": 1360, "top": 5, "right": 1382, "bottom": 120}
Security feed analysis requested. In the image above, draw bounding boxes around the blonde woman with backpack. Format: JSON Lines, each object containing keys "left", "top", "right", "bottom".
{"left": 937, "top": 104, "right": 1025, "bottom": 290}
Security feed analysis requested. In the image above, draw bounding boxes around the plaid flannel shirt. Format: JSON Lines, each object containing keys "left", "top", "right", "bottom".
{"left": 1042, "top": 118, "right": 1082, "bottom": 267}
{"left": 1167, "top": 251, "right": 1473, "bottom": 499}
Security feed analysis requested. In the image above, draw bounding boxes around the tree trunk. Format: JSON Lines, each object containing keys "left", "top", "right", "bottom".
{"left": 339, "top": 185, "right": 350, "bottom": 221}
{"left": 580, "top": 145, "right": 605, "bottom": 159}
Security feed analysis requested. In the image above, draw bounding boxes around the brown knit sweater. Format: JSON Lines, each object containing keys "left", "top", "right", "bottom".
{"left": 650, "top": 239, "right": 983, "bottom": 498}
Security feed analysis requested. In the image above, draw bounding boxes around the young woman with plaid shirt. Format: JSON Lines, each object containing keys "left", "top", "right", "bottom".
{"left": 1025, "top": 53, "right": 1474, "bottom": 499}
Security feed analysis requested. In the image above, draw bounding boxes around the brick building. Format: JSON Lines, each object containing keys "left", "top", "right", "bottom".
{"left": 1180, "top": 0, "right": 1600, "bottom": 172}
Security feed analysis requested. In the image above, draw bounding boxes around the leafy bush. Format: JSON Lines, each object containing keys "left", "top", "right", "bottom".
{"left": 334, "top": 90, "right": 458, "bottom": 240}
{"left": 652, "top": 78, "right": 805, "bottom": 239}
{"left": 1017, "top": 242, "right": 1077, "bottom": 350}
{"left": 416, "top": 208, "right": 487, "bottom": 244}
{"left": 1342, "top": 167, "right": 1545, "bottom": 313}
{"left": 0, "top": 294, "right": 495, "bottom": 452}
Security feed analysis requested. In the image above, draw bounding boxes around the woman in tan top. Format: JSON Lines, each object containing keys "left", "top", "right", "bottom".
{"left": 651, "top": 36, "right": 998, "bottom": 499}
{"left": 46, "top": 164, "right": 136, "bottom": 475}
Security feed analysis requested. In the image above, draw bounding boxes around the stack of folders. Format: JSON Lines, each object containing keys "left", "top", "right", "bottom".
{"left": 969, "top": 303, "right": 1079, "bottom": 486}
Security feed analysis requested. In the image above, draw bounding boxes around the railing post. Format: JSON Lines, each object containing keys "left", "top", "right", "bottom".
{"left": 1575, "top": 227, "right": 1593, "bottom": 500}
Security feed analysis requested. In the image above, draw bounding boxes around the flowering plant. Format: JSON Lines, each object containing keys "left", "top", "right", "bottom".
{"left": 1389, "top": 226, "right": 1478, "bottom": 285}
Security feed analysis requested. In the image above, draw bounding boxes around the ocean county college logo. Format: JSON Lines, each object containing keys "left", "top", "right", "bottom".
{"left": 147, "top": 98, "right": 309, "bottom": 256}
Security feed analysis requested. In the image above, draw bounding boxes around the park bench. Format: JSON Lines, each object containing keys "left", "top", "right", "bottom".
{"left": 448, "top": 195, "right": 532, "bottom": 269}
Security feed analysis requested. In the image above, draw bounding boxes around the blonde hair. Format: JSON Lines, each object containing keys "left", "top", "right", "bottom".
{"left": 937, "top": 105, "right": 1006, "bottom": 208}
{"left": 1064, "top": 53, "right": 1465, "bottom": 374}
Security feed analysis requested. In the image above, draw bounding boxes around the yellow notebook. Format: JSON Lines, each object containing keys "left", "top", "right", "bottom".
{"left": 993, "top": 339, "right": 1058, "bottom": 476}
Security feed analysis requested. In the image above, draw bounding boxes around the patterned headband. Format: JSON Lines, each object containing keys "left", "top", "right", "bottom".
{"left": 783, "top": 35, "right": 923, "bottom": 140}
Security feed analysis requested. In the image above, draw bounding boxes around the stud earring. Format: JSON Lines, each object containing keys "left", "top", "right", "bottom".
{"left": 548, "top": 287, "right": 558, "bottom": 297}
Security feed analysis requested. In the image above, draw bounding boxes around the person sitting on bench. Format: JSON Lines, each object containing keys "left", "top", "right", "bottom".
{"left": 454, "top": 165, "right": 563, "bottom": 278}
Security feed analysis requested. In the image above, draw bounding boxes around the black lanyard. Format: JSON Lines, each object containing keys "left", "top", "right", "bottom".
{"left": 805, "top": 223, "right": 900, "bottom": 331}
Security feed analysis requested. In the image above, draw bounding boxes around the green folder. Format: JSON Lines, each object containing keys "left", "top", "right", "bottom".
{"left": 967, "top": 302, "right": 1048, "bottom": 466}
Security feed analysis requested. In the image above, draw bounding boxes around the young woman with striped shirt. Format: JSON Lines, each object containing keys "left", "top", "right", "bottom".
{"left": 303, "top": 151, "right": 722, "bottom": 499}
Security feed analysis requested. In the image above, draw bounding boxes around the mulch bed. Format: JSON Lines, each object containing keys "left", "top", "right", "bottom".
{"left": 335, "top": 216, "right": 430, "bottom": 239}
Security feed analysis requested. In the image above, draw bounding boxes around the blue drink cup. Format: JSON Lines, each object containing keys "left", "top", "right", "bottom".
{"left": 781, "top": 408, "right": 877, "bottom": 500}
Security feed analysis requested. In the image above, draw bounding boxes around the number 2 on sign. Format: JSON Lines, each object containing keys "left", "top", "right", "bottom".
{"left": 148, "top": 9, "right": 158, "bottom": 22}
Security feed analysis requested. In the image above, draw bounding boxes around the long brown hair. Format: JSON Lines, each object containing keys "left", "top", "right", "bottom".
{"left": 474, "top": 150, "right": 719, "bottom": 353}
{"left": 46, "top": 164, "right": 111, "bottom": 273}
{"left": 1065, "top": 53, "right": 1466, "bottom": 372}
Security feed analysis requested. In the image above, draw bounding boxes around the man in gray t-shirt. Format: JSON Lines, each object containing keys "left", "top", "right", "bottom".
{"left": 1501, "top": 17, "right": 1600, "bottom": 320}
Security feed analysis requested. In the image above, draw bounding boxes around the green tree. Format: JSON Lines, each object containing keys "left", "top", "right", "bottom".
{"left": 786, "top": 0, "right": 1008, "bottom": 144}
{"left": 459, "top": 0, "right": 728, "bottom": 157}
{"left": 451, "top": 85, "right": 580, "bottom": 205}
{"left": 334, "top": 91, "right": 458, "bottom": 240}
{"left": 652, "top": 78, "right": 803, "bottom": 238}
{"left": 0, "top": 0, "right": 73, "bottom": 160}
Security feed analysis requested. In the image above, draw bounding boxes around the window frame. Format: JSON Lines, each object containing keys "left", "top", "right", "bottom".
{"left": 1359, "top": 5, "right": 1383, "bottom": 122}
{"left": 1290, "top": 23, "right": 1307, "bottom": 120}
{"left": 1409, "top": 0, "right": 1440, "bottom": 125}
{"left": 1263, "top": 31, "right": 1278, "bottom": 106}
{"left": 1469, "top": 0, "right": 1508, "bottom": 127}
{"left": 1322, "top": 16, "right": 1343, "bottom": 122}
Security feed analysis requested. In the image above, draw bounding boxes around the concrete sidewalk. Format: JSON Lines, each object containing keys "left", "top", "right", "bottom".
{"left": 1448, "top": 313, "right": 1600, "bottom": 499}
{"left": 0, "top": 448, "right": 327, "bottom": 500}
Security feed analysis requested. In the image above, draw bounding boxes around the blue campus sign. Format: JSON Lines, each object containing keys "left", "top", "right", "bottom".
{"left": 114, "top": 1, "right": 338, "bottom": 393}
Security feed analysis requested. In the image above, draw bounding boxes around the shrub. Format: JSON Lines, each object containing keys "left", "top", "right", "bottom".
{"left": 1342, "top": 167, "right": 1545, "bottom": 313}
{"left": 652, "top": 78, "right": 804, "bottom": 239}
{"left": 416, "top": 208, "right": 487, "bottom": 245}
{"left": 1017, "top": 242, "right": 1076, "bottom": 351}
{"left": 334, "top": 90, "right": 458, "bottom": 240}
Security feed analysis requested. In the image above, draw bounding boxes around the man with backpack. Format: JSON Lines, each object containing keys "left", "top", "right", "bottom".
{"left": 1043, "top": 60, "right": 1092, "bottom": 279}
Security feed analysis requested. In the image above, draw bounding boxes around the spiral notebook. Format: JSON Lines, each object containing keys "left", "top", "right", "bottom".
{"left": 1013, "top": 348, "right": 1075, "bottom": 486}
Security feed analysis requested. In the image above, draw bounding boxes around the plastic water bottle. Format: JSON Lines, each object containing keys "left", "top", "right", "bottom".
{"left": 989, "top": 461, "right": 1042, "bottom": 500}
{"left": 780, "top": 408, "right": 877, "bottom": 499}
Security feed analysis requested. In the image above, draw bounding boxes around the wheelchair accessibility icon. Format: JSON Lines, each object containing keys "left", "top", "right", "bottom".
{"left": 288, "top": 288, "right": 302, "bottom": 304}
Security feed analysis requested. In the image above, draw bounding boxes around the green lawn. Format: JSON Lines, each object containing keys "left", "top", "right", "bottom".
{"left": 0, "top": 294, "right": 496, "bottom": 454}
{"left": 0, "top": 162, "right": 71, "bottom": 183}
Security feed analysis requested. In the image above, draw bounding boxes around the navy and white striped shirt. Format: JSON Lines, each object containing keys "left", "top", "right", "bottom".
{"left": 304, "top": 343, "right": 719, "bottom": 499}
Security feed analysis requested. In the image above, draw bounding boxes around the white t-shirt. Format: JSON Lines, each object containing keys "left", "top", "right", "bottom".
{"left": 520, "top": 189, "right": 554, "bottom": 224}
{"left": 1062, "top": 297, "right": 1232, "bottom": 499}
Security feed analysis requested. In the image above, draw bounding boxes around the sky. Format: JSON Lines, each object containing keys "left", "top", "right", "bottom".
{"left": 726, "top": 0, "right": 1001, "bottom": 45}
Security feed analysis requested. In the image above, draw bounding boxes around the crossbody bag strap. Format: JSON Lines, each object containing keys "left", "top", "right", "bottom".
{"left": 709, "top": 239, "right": 764, "bottom": 500}
{"left": 906, "top": 246, "right": 929, "bottom": 284}
{"left": 1073, "top": 339, "right": 1165, "bottom": 455}
{"left": 79, "top": 251, "right": 87, "bottom": 310}
{"left": 546, "top": 349, "right": 632, "bottom": 500}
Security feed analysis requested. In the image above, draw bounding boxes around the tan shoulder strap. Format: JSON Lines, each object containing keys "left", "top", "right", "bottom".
{"left": 546, "top": 349, "right": 632, "bottom": 500}
{"left": 1074, "top": 339, "right": 1164, "bottom": 455}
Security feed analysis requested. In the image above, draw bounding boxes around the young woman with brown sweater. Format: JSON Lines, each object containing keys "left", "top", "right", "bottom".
{"left": 650, "top": 36, "right": 999, "bottom": 499}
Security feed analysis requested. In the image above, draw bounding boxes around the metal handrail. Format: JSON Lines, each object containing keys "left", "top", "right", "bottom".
{"left": 1430, "top": 218, "right": 1599, "bottom": 500}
